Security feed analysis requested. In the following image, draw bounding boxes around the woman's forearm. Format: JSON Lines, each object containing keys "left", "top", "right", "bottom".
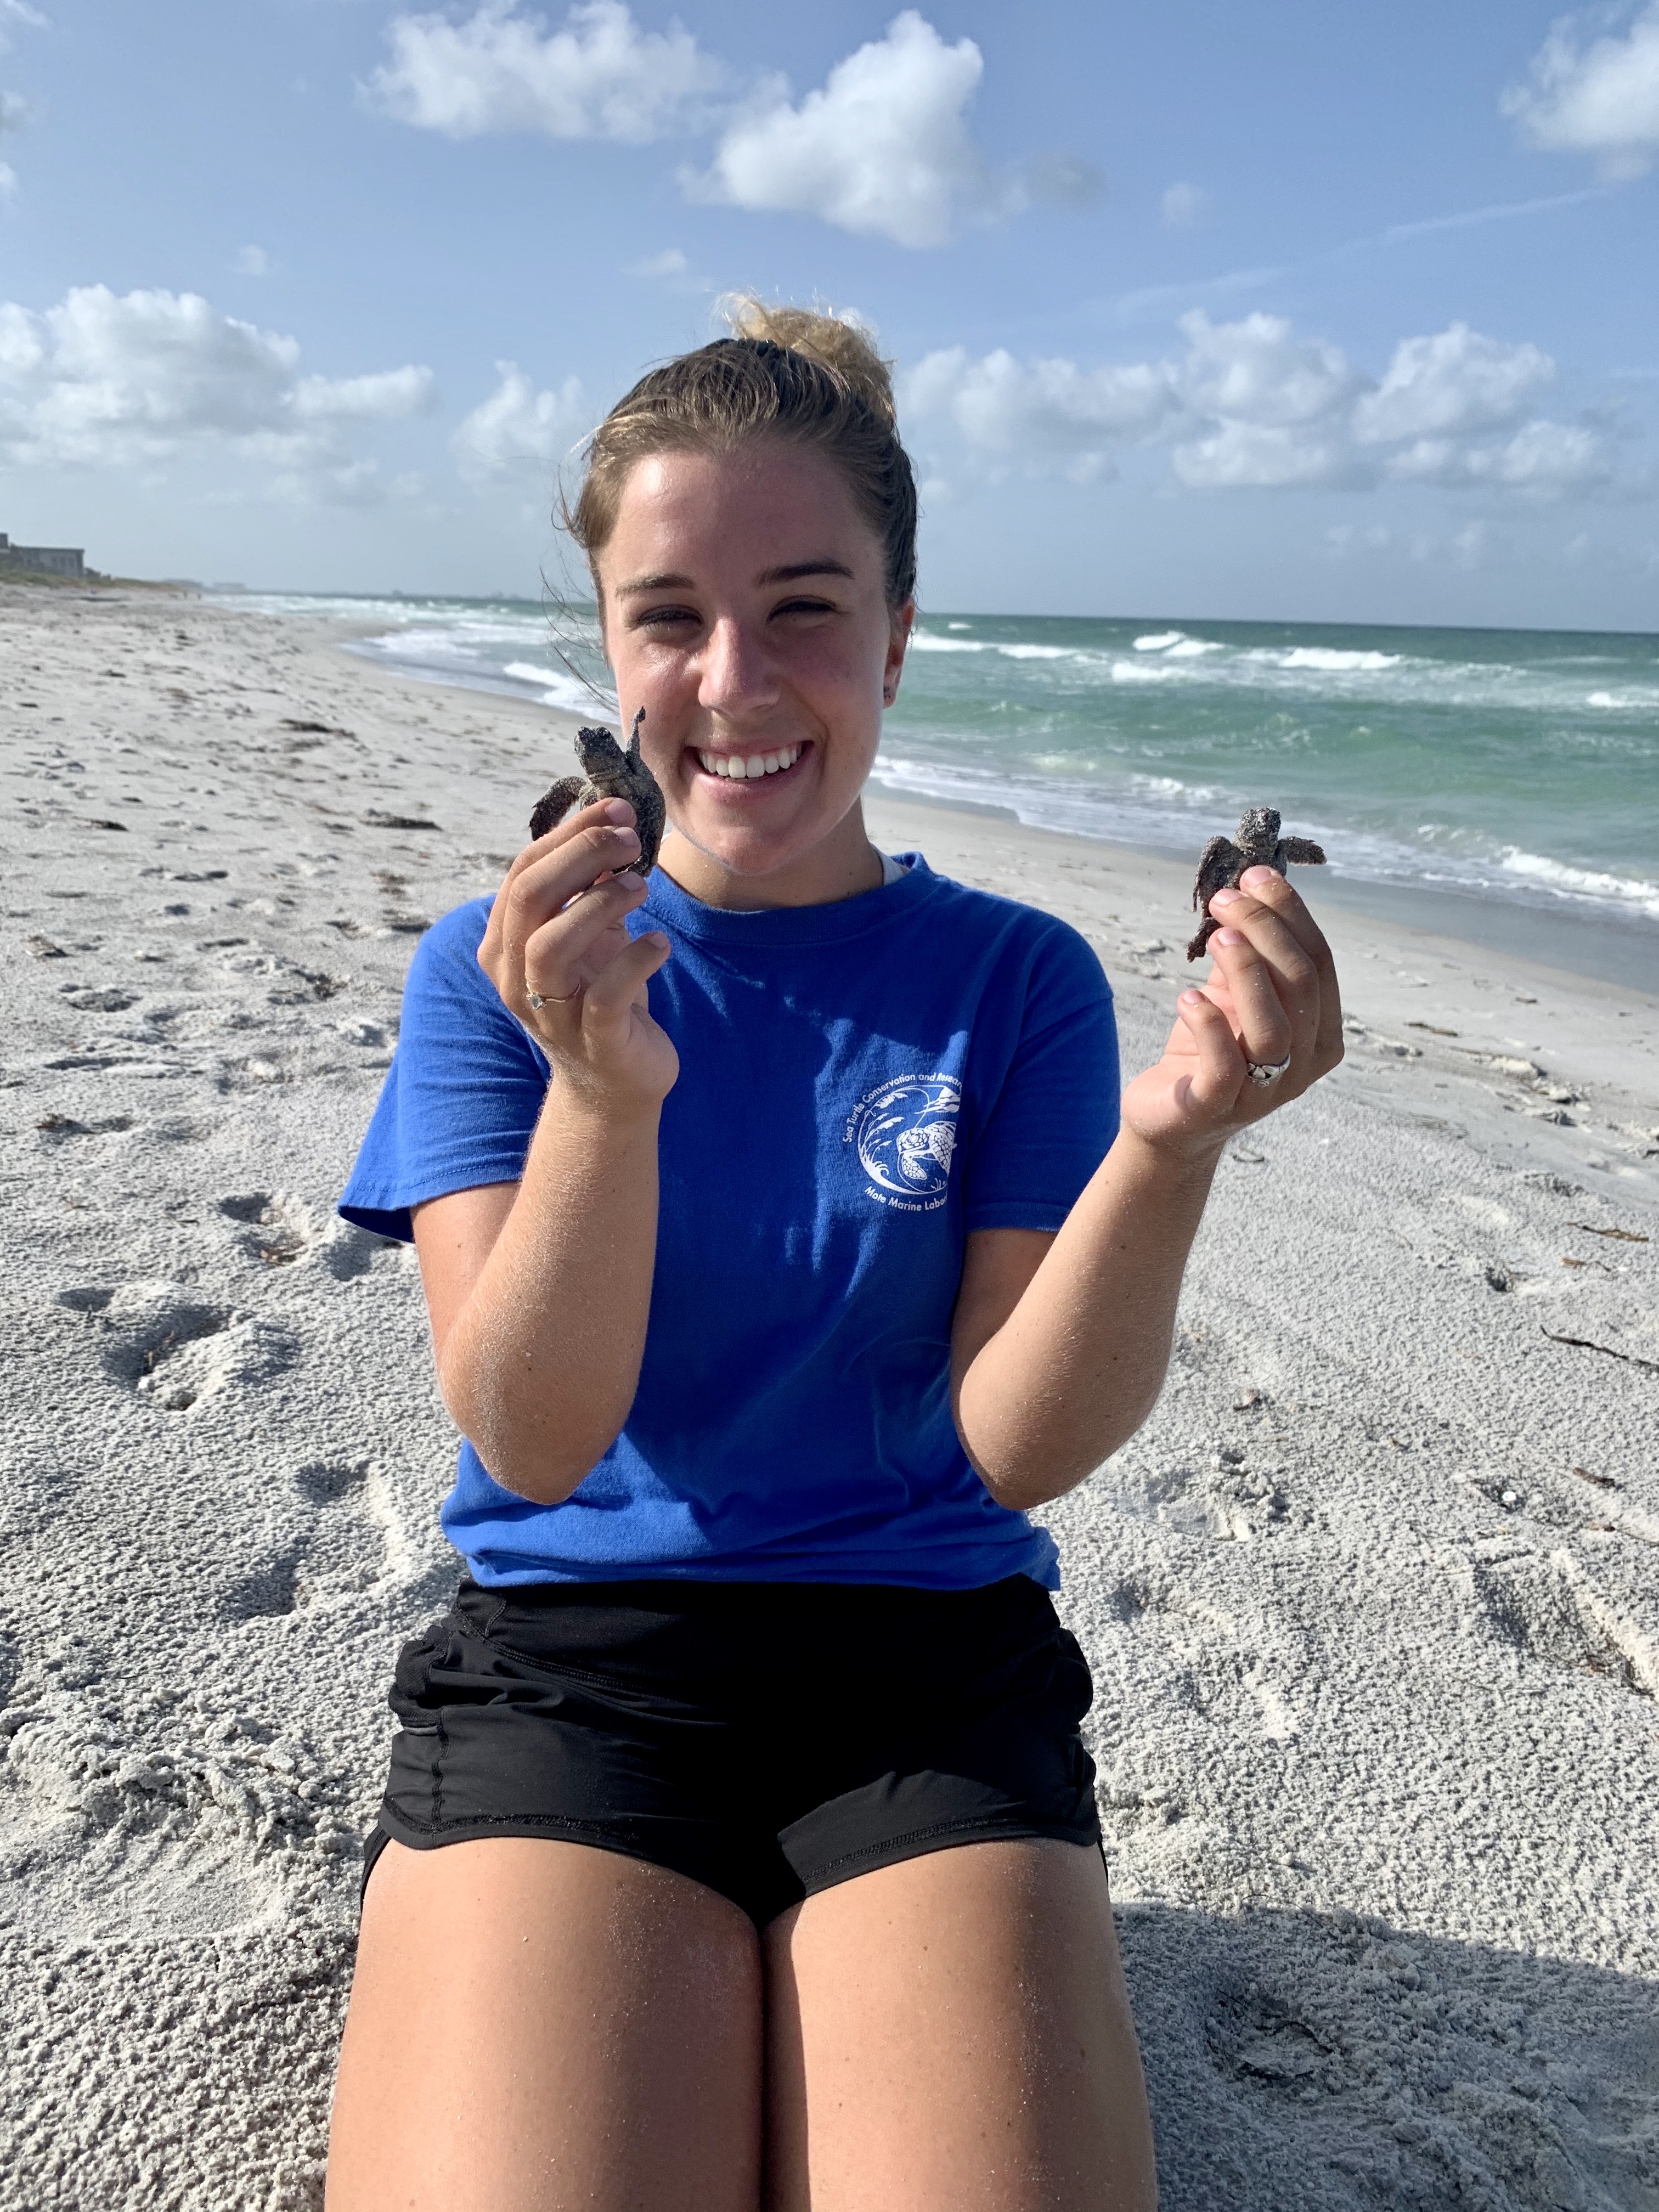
{"left": 438, "top": 1092, "right": 662, "bottom": 1505}
{"left": 955, "top": 1129, "right": 1222, "bottom": 1511}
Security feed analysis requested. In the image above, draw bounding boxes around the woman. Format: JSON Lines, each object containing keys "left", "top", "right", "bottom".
{"left": 326, "top": 303, "right": 1342, "bottom": 2211}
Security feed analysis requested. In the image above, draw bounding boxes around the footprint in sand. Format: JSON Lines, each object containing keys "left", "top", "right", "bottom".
{"left": 218, "top": 1190, "right": 396, "bottom": 1279}
{"left": 1459, "top": 1554, "right": 1655, "bottom": 1697}
{"left": 222, "top": 1458, "right": 410, "bottom": 1622}
{"left": 59, "top": 1279, "right": 297, "bottom": 1413}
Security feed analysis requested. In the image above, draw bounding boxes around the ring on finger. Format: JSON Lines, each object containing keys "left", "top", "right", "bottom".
{"left": 527, "top": 985, "right": 582, "bottom": 1011}
{"left": 1245, "top": 1052, "right": 1291, "bottom": 1086}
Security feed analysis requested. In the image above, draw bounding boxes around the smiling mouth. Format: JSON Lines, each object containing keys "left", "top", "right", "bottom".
{"left": 695, "top": 742, "right": 805, "bottom": 782}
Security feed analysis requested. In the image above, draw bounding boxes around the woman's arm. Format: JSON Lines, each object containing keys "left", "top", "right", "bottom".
{"left": 952, "top": 866, "right": 1343, "bottom": 1510}
{"left": 410, "top": 797, "right": 675, "bottom": 1506}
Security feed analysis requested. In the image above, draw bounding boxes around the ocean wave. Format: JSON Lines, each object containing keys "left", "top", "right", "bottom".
{"left": 1110, "top": 660, "right": 1179, "bottom": 683}
{"left": 909, "top": 633, "right": 993, "bottom": 653}
{"left": 997, "top": 643, "right": 1075, "bottom": 660}
{"left": 1133, "top": 630, "right": 1223, "bottom": 658}
{"left": 1249, "top": 647, "right": 1402, "bottom": 673}
{"left": 501, "top": 660, "right": 612, "bottom": 713}
{"left": 1498, "top": 848, "right": 1659, "bottom": 916}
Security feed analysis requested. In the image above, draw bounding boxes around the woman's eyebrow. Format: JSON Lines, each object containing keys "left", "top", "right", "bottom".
{"left": 616, "top": 570, "right": 695, "bottom": 596}
{"left": 757, "top": 558, "right": 855, "bottom": 585}
{"left": 616, "top": 557, "right": 856, "bottom": 596}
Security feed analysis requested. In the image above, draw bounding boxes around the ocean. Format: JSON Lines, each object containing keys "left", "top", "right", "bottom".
{"left": 235, "top": 593, "right": 1659, "bottom": 984}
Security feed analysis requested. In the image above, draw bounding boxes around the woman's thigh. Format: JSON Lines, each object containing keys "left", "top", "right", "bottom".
{"left": 762, "top": 1838, "right": 1156, "bottom": 2212}
{"left": 326, "top": 1836, "right": 764, "bottom": 2212}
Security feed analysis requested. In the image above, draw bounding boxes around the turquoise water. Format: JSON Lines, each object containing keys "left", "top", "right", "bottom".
{"left": 237, "top": 594, "right": 1659, "bottom": 937}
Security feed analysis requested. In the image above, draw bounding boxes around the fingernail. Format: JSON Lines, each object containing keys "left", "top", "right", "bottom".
{"left": 1211, "top": 887, "right": 1240, "bottom": 906}
{"left": 1215, "top": 927, "right": 1244, "bottom": 946}
{"left": 1240, "top": 867, "right": 1276, "bottom": 891}
{"left": 1181, "top": 989, "right": 1205, "bottom": 1006}
{"left": 603, "top": 799, "right": 634, "bottom": 823}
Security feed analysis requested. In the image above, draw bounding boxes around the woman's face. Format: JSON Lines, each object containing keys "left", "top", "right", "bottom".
{"left": 596, "top": 439, "right": 911, "bottom": 905}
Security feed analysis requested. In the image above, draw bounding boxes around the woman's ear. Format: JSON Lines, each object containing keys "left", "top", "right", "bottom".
{"left": 884, "top": 599, "right": 915, "bottom": 705}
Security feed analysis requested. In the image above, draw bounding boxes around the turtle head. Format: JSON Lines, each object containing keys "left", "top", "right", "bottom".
{"left": 1236, "top": 806, "right": 1281, "bottom": 854}
{"left": 575, "top": 725, "right": 628, "bottom": 777}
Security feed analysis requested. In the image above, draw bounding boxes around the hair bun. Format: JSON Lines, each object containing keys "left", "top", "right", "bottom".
{"left": 720, "top": 296, "right": 896, "bottom": 426}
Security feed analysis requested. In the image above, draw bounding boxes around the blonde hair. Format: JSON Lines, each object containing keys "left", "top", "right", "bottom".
{"left": 565, "top": 297, "right": 918, "bottom": 611}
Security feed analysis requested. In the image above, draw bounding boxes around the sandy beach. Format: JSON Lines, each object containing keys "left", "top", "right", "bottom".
{"left": 3, "top": 583, "right": 1656, "bottom": 2211}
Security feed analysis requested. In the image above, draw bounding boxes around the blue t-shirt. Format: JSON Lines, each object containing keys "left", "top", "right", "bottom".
{"left": 340, "top": 854, "right": 1119, "bottom": 1590}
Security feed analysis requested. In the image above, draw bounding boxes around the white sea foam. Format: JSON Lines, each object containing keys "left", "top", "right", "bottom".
{"left": 501, "top": 661, "right": 609, "bottom": 714}
{"left": 1254, "top": 647, "right": 1403, "bottom": 673}
{"left": 1132, "top": 631, "right": 1187, "bottom": 651}
{"left": 1499, "top": 848, "right": 1659, "bottom": 916}
{"left": 909, "top": 632, "right": 992, "bottom": 652}
{"left": 1111, "top": 660, "right": 1178, "bottom": 683}
{"left": 1167, "top": 637, "right": 1224, "bottom": 657}
{"left": 997, "top": 642, "right": 1075, "bottom": 660}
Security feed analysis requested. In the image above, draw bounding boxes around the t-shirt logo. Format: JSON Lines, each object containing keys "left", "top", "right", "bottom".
{"left": 846, "top": 1073, "right": 962, "bottom": 1205}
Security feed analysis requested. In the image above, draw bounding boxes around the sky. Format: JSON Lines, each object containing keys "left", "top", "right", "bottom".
{"left": 1, "top": 0, "right": 1657, "bottom": 628}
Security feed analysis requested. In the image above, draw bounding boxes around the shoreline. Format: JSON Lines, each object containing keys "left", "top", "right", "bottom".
{"left": 296, "top": 594, "right": 1659, "bottom": 1002}
{"left": 3, "top": 583, "right": 1656, "bottom": 2211}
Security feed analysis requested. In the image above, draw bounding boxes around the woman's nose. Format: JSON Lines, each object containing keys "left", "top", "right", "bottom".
{"left": 697, "top": 618, "right": 778, "bottom": 716}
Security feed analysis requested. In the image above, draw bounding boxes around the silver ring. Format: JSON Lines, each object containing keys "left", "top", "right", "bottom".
{"left": 526, "top": 986, "right": 580, "bottom": 1011}
{"left": 1246, "top": 1053, "right": 1291, "bottom": 1086}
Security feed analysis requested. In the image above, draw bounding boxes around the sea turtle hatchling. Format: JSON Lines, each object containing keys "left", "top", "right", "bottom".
{"left": 529, "top": 708, "right": 667, "bottom": 876}
{"left": 1188, "top": 806, "right": 1327, "bottom": 961}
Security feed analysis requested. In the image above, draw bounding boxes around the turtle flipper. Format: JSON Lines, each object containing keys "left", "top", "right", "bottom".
{"left": 1186, "top": 915, "right": 1222, "bottom": 962}
{"left": 1187, "top": 834, "right": 1238, "bottom": 960}
{"left": 1278, "top": 837, "right": 1327, "bottom": 867}
{"left": 1192, "top": 836, "right": 1236, "bottom": 910}
{"left": 529, "top": 776, "right": 585, "bottom": 841}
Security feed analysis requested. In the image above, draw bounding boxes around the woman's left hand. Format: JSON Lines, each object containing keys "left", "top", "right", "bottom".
{"left": 1120, "top": 865, "right": 1344, "bottom": 1159}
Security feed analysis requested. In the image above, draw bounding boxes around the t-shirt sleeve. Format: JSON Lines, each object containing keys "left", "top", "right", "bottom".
{"left": 338, "top": 899, "right": 550, "bottom": 1243}
{"left": 961, "top": 919, "right": 1119, "bottom": 1234}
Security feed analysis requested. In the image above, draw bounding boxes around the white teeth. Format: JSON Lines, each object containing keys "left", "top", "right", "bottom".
{"left": 697, "top": 744, "right": 802, "bottom": 779}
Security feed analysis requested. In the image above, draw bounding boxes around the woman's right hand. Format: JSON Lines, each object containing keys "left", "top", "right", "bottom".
{"left": 477, "top": 797, "right": 679, "bottom": 1115}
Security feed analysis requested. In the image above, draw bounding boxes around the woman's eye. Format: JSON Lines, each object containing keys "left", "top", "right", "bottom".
{"left": 635, "top": 606, "right": 698, "bottom": 632}
{"left": 773, "top": 597, "right": 836, "bottom": 619}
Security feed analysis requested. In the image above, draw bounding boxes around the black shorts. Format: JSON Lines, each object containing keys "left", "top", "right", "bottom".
{"left": 366, "top": 1572, "right": 1102, "bottom": 1930}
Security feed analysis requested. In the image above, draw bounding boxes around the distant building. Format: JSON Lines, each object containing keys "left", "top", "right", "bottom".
{"left": 0, "top": 533, "right": 85, "bottom": 579}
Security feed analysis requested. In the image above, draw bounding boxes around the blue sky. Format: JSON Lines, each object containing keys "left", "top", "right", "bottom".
{"left": 2, "top": 0, "right": 1656, "bottom": 625}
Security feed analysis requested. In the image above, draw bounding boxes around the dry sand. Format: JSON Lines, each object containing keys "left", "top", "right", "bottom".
{"left": 2, "top": 584, "right": 1656, "bottom": 2211}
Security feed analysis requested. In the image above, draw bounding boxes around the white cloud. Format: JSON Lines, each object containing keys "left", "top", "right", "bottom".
{"left": 1161, "top": 180, "right": 1207, "bottom": 228}
{"left": 233, "top": 244, "right": 269, "bottom": 277}
{"left": 374, "top": 7, "right": 1090, "bottom": 250}
{"left": 685, "top": 11, "right": 1004, "bottom": 248}
{"left": 623, "top": 244, "right": 712, "bottom": 291}
{"left": 901, "top": 311, "right": 1639, "bottom": 500}
{"left": 453, "top": 360, "right": 588, "bottom": 481}
{"left": 1503, "top": 2, "right": 1659, "bottom": 178}
{"left": 2, "top": 71, "right": 28, "bottom": 195}
{"left": 370, "top": 0, "right": 722, "bottom": 143}
{"left": 1171, "top": 419, "right": 1358, "bottom": 490}
{"left": 1354, "top": 323, "right": 1556, "bottom": 444}
{"left": 0, "top": 285, "right": 435, "bottom": 501}
{"left": 294, "top": 365, "right": 436, "bottom": 420}
{"left": 1175, "top": 309, "right": 1361, "bottom": 432}
{"left": 901, "top": 346, "right": 1178, "bottom": 480}
{"left": 1388, "top": 417, "right": 1617, "bottom": 494}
